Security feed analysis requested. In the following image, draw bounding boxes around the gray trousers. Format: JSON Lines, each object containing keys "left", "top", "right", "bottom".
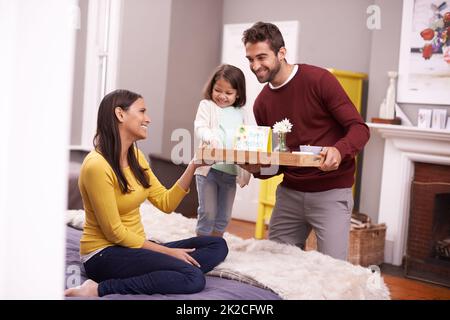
{"left": 269, "top": 185, "right": 353, "bottom": 261}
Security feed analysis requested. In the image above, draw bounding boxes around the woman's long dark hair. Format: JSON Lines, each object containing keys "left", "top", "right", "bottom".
{"left": 94, "top": 89, "right": 150, "bottom": 193}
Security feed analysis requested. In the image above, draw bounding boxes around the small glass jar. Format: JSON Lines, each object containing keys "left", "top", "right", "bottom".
{"left": 274, "top": 132, "right": 290, "bottom": 152}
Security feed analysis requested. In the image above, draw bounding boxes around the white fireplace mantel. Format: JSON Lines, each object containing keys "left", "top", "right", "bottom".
{"left": 367, "top": 123, "right": 450, "bottom": 265}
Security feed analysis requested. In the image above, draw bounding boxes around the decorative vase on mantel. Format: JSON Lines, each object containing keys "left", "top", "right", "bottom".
{"left": 274, "top": 132, "right": 290, "bottom": 153}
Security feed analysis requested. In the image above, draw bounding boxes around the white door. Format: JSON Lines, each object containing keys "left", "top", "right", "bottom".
{"left": 221, "top": 21, "right": 299, "bottom": 222}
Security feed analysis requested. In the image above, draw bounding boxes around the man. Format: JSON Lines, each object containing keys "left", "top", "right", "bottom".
{"left": 241, "top": 22, "right": 370, "bottom": 260}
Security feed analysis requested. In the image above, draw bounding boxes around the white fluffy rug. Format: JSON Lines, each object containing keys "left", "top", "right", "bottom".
{"left": 66, "top": 202, "right": 390, "bottom": 300}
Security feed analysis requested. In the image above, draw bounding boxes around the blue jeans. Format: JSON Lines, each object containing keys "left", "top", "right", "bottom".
{"left": 83, "top": 236, "right": 228, "bottom": 296}
{"left": 195, "top": 168, "right": 237, "bottom": 235}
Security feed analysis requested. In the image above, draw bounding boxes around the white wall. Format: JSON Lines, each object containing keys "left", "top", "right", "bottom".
{"left": 0, "top": 0, "right": 76, "bottom": 299}
{"left": 117, "top": 0, "right": 173, "bottom": 156}
{"left": 162, "top": 0, "right": 224, "bottom": 160}
{"left": 360, "top": 0, "right": 404, "bottom": 222}
{"left": 223, "top": 0, "right": 373, "bottom": 73}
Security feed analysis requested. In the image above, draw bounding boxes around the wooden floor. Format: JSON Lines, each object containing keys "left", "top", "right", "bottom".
{"left": 227, "top": 219, "right": 450, "bottom": 300}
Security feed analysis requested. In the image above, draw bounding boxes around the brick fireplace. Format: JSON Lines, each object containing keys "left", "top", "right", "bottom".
{"left": 406, "top": 162, "right": 450, "bottom": 287}
{"left": 368, "top": 123, "right": 450, "bottom": 266}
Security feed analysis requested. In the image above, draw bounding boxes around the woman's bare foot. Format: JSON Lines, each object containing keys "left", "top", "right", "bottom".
{"left": 64, "top": 279, "right": 99, "bottom": 297}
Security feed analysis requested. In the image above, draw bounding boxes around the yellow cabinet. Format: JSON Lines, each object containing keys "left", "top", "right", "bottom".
{"left": 255, "top": 173, "right": 284, "bottom": 239}
{"left": 327, "top": 69, "right": 367, "bottom": 114}
{"left": 255, "top": 69, "right": 367, "bottom": 239}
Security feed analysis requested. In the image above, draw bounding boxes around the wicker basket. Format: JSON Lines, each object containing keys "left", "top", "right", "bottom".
{"left": 435, "top": 239, "right": 450, "bottom": 259}
{"left": 305, "top": 223, "right": 387, "bottom": 267}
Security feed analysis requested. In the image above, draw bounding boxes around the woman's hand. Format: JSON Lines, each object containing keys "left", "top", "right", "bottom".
{"left": 176, "top": 157, "right": 206, "bottom": 191}
{"left": 166, "top": 247, "right": 201, "bottom": 267}
{"left": 142, "top": 241, "right": 200, "bottom": 267}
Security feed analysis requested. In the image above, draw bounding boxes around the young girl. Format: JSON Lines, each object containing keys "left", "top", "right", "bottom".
{"left": 194, "top": 64, "right": 251, "bottom": 237}
{"left": 65, "top": 89, "right": 228, "bottom": 297}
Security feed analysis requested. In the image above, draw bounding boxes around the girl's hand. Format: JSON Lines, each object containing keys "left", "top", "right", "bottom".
{"left": 209, "top": 137, "right": 223, "bottom": 149}
{"left": 166, "top": 248, "right": 201, "bottom": 267}
{"left": 191, "top": 153, "right": 209, "bottom": 169}
{"left": 238, "top": 163, "right": 263, "bottom": 174}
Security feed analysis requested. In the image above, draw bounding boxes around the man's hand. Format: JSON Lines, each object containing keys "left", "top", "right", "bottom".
{"left": 319, "top": 147, "right": 342, "bottom": 171}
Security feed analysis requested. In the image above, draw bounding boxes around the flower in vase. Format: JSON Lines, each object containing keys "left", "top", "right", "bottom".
{"left": 272, "top": 118, "right": 293, "bottom": 133}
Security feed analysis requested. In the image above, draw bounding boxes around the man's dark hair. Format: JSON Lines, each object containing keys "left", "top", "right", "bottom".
{"left": 242, "top": 21, "right": 285, "bottom": 54}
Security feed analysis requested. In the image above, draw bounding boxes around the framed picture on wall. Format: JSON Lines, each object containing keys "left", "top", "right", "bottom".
{"left": 397, "top": 0, "right": 450, "bottom": 105}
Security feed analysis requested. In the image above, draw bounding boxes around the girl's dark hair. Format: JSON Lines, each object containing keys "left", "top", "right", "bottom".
{"left": 93, "top": 89, "right": 150, "bottom": 194}
{"left": 242, "top": 21, "right": 285, "bottom": 54}
{"left": 203, "top": 64, "right": 246, "bottom": 107}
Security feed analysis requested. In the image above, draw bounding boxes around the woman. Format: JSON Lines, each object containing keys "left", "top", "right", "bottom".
{"left": 65, "top": 89, "right": 228, "bottom": 297}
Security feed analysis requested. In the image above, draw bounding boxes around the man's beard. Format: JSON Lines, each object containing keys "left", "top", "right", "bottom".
{"left": 254, "top": 61, "right": 281, "bottom": 84}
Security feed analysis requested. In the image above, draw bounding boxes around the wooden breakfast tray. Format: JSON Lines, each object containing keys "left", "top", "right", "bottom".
{"left": 195, "top": 148, "right": 323, "bottom": 167}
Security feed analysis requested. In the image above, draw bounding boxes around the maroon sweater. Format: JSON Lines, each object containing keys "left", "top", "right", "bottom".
{"left": 253, "top": 64, "right": 370, "bottom": 192}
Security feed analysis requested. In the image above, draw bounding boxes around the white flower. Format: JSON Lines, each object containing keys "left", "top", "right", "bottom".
{"left": 272, "top": 118, "right": 293, "bottom": 133}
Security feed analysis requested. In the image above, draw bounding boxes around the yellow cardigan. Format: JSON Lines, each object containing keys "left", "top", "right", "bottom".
{"left": 78, "top": 149, "right": 188, "bottom": 255}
